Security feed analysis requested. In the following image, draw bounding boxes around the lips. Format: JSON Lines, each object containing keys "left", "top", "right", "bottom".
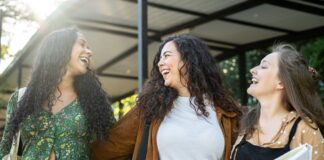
{"left": 160, "top": 68, "right": 170, "bottom": 77}
{"left": 80, "top": 56, "right": 90, "bottom": 65}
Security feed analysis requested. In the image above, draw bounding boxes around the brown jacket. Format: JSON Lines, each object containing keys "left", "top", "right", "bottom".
{"left": 91, "top": 106, "right": 239, "bottom": 160}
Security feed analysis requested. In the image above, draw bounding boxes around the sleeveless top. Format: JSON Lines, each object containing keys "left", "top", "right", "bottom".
{"left": 231, "top": 117, "right": 301, "bottom": 160}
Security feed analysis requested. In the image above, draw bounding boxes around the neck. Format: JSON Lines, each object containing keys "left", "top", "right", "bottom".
{"left": 257, "top": 93, "right": 289, "bottom": 122}
{"left": 58, "top": 73, "right": 75, "bottom": 92}
{"left": 177, "top": 86, "right": 190, "bottom": 97}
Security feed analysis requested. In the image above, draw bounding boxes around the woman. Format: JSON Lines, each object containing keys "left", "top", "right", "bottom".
{"left": 0, "top": 28, "right": 116, "bottom": 159}
{"left": 231, "top": 44, "right": 324, "bottom": 160}
{"left": 91, "top": 35, "right": 241, "bottom": 160}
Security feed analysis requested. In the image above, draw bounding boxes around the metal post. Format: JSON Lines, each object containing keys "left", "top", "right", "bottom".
{"left": 239, "top": 53, "right": 248, "bottom": 105}
{"left": 137, "top": 0, "right": 148, "bottom": 93}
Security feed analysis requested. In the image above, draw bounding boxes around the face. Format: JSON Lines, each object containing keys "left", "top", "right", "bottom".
{"left": 66, "top": 33, "right": 93, "bottom": 77}
{"left": 158, "top": 41, "right": 186, "bottom": 90}
{"left": 247, "top": 52, "right": 284, "bottom": 98}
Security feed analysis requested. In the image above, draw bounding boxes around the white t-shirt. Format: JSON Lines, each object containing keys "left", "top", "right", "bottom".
{"left": 157, "top": 96, "right": 225, "bottom": 160}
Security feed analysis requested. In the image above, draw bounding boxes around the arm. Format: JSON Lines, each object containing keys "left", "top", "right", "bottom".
{"left": 91, "top": 106, "right": 142, "bottom": 160}
{"left": 0, "top": 91, "right": 18, "bottom": 158}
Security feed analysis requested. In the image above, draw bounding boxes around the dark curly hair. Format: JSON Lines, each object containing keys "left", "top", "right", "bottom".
{"left": 137, "top": 34, "right": 241, "bottom": 121}
{"left": 7, "top": 28, "right": 115, "bottom": 145}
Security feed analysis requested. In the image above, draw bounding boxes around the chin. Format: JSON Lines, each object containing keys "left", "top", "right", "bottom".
{"left": 247, "top": 87, "right": 254, "bottom": 96}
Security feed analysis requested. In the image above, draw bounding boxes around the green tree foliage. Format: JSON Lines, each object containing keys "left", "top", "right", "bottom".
{"left": 217, "top": 56, "right": 241, "bottom": 103}
{"left": 0, "top": 44, "right": 9, "bottom": 59}
{"left": 0, "top": 0, "right": 36, "bottom": 21}
{"left": 0, "top": 0, "right": 36, "bottom": 59}
{"left": 112, "top": 94, "right": 137, "bottom": 120}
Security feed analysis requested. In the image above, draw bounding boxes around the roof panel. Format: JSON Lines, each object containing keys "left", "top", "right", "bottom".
{"left": 148, "top": 7, "right": 198, "bottom": 30}
{"left": 102, "top": 42, "right": 160, "bottom": 76}
{"left": 149, "top": 0, "right": 246, "bottom": 14}
{"left": 80, "top": 29, "right": 137, "bottom": 68}
{"left": 99, "top": 76, "right": 137, "bottom": 98}
{"left": 191, "top": 20, "right": 286, "bottom": 44}
{"left": 227, "top": 4, "right": 324, "bottom": 31}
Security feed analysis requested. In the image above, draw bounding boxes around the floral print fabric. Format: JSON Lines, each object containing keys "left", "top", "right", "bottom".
{"left": 0, "top": 91, "right": 94, "bottom": 159}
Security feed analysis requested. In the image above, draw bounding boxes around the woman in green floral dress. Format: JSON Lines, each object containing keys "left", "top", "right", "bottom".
{"left": 0, "top": 28, "right": 116, "bottom": 159}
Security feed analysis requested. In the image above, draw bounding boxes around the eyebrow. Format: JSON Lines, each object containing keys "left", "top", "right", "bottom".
{"left": 160, "top": 51, "right": 172, "bottom": 57}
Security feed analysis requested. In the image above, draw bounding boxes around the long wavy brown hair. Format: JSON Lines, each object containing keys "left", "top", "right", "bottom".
{"left": 137, "top": 35, "right": 241, "bottom": 121}
{"left": 241, "top": 44, "right": 324, "bottom": 138}
{"left": 6, "top": 28, "right": 115, "bottom": 150}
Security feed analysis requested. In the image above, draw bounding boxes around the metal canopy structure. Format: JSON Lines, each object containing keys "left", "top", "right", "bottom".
{"left": 1, "top": 0, "right": 324, "bottom": 103}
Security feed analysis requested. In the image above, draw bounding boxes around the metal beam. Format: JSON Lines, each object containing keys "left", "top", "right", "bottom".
{"left": 99, "top": 73, "right": 138, "bottom": 80}
{"left": 97, "top": 1, "right": 263, "bottom": 74}
{"left": 97, "top": 45, "right": 138, "bottom": 73}
{"left": 301, "top": 0, "right": 324, "bottom": 6}
{"left": 72, "top": 17, "right": 160, "bottom": 33}
{"left": 79, "top": 25, "right": 138, "bottom": 39}
{"left": 124, "top": 0, "right": 207, "bottom": 17}
{"left": 220, "top": 18, "right": 295, "bottom": 34}
{"left": 208, "top": 45, "right": 234, "bottom": 52}
{"left": 267, "top": 0, "right": 324, "bottom": 16}
{"left": 200, "top": 37, "right": 238, "bottom": 47}
{"left": 158, "top": 1, "right": 265, "bottom": 36}
{"left": 127, "top": 0, "right": 295, "bottom": 35}
{"left": 215, "top": 26, "right": 324, "bottom": 61}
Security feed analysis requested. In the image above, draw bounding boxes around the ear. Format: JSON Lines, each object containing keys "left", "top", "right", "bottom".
{"left": 276, "top": 81, "right": 284, "bottom": 90}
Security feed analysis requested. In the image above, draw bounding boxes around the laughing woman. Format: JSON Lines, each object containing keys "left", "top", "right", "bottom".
{"left": 0, "top": 28, "right": 115, "bottom": 159}
{"left": 91, "top": 35, "right": 241, "bottom": 160}
{"left": 231, "top": 44, "right": 324, "bottom": 160}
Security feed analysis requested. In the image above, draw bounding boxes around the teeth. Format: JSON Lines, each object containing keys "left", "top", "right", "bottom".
{"left": 251, "top": 78, "right": 258, "bottom": 84}
{"left": 80, "top": 57, "right": 89, "bottom": 64}
{"left": 161, "top": 69, "right": 169, "bottom": 75}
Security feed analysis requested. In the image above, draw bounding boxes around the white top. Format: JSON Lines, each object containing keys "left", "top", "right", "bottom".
{"left": 157, "top": 96, "right": 225, "bottom": 160}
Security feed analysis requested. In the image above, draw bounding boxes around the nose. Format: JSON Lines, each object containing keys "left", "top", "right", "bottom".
{"left": 86, "top": 48, "right": 93, "bottom": 56}
{"left": 250, "top": 66, "right": 257, "bottom": 75}
{"left": 158, "top": 58, "right": 164, "bottom": 67}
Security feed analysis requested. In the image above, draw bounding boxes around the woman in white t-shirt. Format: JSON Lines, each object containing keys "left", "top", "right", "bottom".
{"left": 92, "top": 34, "right": 241, "bottom": 160}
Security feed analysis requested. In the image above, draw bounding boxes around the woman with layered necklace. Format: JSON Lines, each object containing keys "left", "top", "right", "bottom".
{"left": 231, "top": 44, "right": 324, "bottom": 160}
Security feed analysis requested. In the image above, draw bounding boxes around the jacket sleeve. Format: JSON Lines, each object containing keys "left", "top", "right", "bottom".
{"left": 91, "top": 106, "right": 142, "bottom": 160}
{"left": 0, "top": 91, "right": 18, "bottom": 158}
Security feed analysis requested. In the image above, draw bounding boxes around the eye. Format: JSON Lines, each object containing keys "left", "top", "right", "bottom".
{"left": 261, "top": 65, "right": 267, "bottom": 69}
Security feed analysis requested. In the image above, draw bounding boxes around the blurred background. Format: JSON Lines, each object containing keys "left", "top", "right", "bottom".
{"left": 0, "top": 0, "right": 323, "bottom": 136}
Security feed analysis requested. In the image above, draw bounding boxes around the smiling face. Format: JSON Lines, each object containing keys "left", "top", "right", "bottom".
{"left": 158, "top": 41, "right": 187, "bottom": 90}
{"left": 66, "top": 33, "right": 93, "bottom": 77}
{"left": 247, "top": 52, "right": 284, "bottom": 98}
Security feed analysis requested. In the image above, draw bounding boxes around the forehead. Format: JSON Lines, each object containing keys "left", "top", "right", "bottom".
{"left": 161, "top": 41, "right": 177, "bottom": 54}
{"left": 262, "top": 52, "right": 280, "bottom": 64}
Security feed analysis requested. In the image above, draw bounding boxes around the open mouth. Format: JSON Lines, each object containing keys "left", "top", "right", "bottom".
{"left": 251, "top": 78, "right": 258, "bottom": 84}
{"left": 161, "top": 69, "right": 170, "bottom": 77}
{"left": 80, "top": 57, "right": 89, "bottom": 65}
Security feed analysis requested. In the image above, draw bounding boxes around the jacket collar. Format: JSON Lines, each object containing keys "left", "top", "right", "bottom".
{"left": 216, "top": 106, "right": 238, "bottom": 118}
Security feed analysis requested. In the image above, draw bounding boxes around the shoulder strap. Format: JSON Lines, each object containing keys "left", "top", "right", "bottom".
{"left": 136, "top": 119, "right": 151, "bottom": 160}
{"left": 287, "top": 117, "right": 302, "bottom": 145}
{"left": 17, "top": 87, "right": 26, "bottom": 102}
{"left": 12, "top": 87, "right": 26, "bottom": 156}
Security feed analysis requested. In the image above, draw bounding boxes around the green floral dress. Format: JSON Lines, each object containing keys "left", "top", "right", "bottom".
{"left": 0, "top": 91, "right": 111, "bottom": 159}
